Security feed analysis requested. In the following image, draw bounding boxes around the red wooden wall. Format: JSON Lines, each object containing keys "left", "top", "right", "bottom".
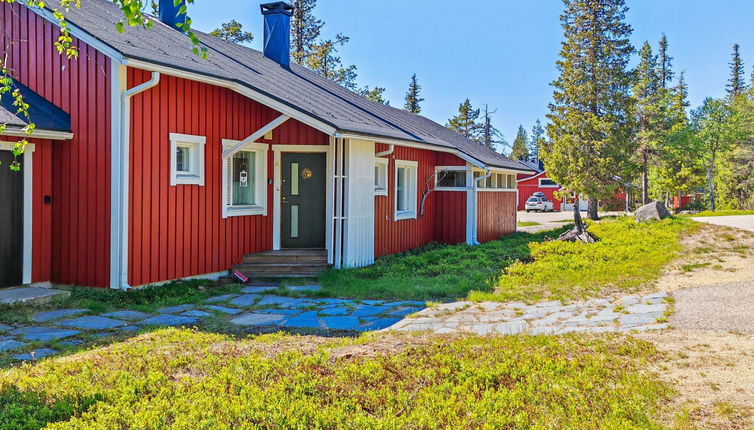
{"left": 1, "top": 3, "right": 112, "bottom": 286}
{"left": 127, "top": 68, "right": 328, "bottom": 286}
{"left": 517, "top": 172, "right": 562, "bottom": 211}
{"left": 477, "top": 191, "right": 517, "bottom": 243}
{"left": 373, "top": 143, "right": 466, "bottom": 258}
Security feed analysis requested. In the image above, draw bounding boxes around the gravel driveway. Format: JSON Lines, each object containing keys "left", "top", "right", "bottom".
{"left": 671, "top": 281, "right": 754, "bottom": 332}
{"left": 691, "top": 215, "right": 754, "bottom": 232}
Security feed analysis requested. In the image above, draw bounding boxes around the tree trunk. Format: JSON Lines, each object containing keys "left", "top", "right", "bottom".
{"left": 587, "top": 197, "right": 599, "bottom": 220}
{"left": 642, "top": 153, "right": 649, "bottom": 205}
{"left": 707, "top": 165, "right": 716, "bottom": 211}
{"left": 573, "top": 196, "right": 585, "bottom": 234}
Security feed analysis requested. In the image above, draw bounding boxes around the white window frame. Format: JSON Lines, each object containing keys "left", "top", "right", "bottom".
{"left": 222, "top": 140, "right": 268, "bottom": 218}
{"left": 394, "top": 159, "right": 418, "bottom": 221}
{"left": 374, "top": 157, "right": 388, "bottom": 196}
{"left": 539, "top": 177, "right": 559, "bottom": 188}
{"left": 169, "top": 133, "right": 206, "bottom": 186}
{"left": 434, "top": 167, "right": 470, "bottom": 191}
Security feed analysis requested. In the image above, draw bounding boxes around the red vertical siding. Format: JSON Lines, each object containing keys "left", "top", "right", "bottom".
{"left": 1, "top": 3, "right": 111, "bottom": 286}
{"left": 373, "top": 144, "right": 466, "bottom": 258}
{"left": 30, "top": 139, "right": 54, "bottom": 283}
{"left": 127, "top": 69, "right": 329, "bottom": 286}
{"left": 517, "top": 172, "right": 562, "bottom": 211}
{"left": 477, "top": 191, "right": 517, "bottom": 243}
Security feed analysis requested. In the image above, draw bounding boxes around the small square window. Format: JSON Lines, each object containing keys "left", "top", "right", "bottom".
{"left": 394, "top": 160, "right": 418, "bottom": 220}
{"left": 170, "top": 133, "right": 206, "bottom": 186}
{"left": 222, "top": 140, "right": 268, "bottom": 218}
{"left": 375, "top": 158, "right": 388, "bottom": 196}
{"left": 539, "top": 178, "right": 558, "bottom": 188}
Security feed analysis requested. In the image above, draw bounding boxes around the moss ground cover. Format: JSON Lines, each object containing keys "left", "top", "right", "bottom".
{"left": 315, "top": 228, "right": 568, "bottom": 301}
{"left": 0, "top": 329, "right": 669, "bottom": 429}
{"left": 470, "top": 217, "right": 696, "bottom": 303}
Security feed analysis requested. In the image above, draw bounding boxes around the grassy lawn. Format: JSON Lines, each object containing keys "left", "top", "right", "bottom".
{"left": 315, "top": 228, "right": 568, "bottom": 301}
{"left": 0, "top": 329, "right": 669, "bottom": 429}
{"left": 470, "top": 217, "right": 696, "bottom": 303}
{"left": 517, "top": 221, "right": 541, "bottom": 227}
{"left": 679, "top": 209, "right": 754, "bottom": 217}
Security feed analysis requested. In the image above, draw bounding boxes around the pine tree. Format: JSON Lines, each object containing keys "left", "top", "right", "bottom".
{"left": 633, "top": 41, "right": 663, "bottom": 204}
{"left": 480, "top": 105, "right": 505, "bottom": 151}
{"left": 403, "top": 74, "right": 424, "bottom": 114}
{"left": 727, "top": 44, "right": 747, "bottom": 97}
{"left": 510, "top": 126, "right": 530, "bottom": 161}
{"left": 529, "top": 119, "right": 546, "bottom": 161}
{"left": 446, "top": 99, "right": 482, "bottom": 142}
{"left": 657, "top": 33, "right": 674, "bottom": 88}
{"left": 210, "top": 20, "right": 254, "bottom": 44}
{"left": 544, "top": 0, "right": 636, "bottom": 225}
{"left": 359, "top": 86, "right": 389, "bottom": 105}
{"left": 290, "top": 0, "right": 323, "bottom": 65}
{"left": 305, "top": 34, "right": 358, "bottom": 90}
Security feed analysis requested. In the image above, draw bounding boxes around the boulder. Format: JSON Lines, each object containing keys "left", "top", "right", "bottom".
{"left": 634, "top": 201, "right": 671, "bottom": 222}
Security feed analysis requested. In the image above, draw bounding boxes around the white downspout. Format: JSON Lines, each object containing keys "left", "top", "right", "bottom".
{"left": 117, "top": 71, "right": 160, "bottom": 290}
{"left": 471, "top": 170, "right": 492, "bottom": 245}
{"left": 376, "top": 144, "right": 394, "bottom": 158}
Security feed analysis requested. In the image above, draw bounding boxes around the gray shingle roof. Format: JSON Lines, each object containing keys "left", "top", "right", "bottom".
{"left": 0, "top": 81, "right": 71, "bottom": 132}
{"left": 56, "top": 0, "right": 531, "bottom": 171}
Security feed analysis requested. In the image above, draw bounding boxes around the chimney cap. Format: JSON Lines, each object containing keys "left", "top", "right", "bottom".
{"left": 260, "top": 2, "right": 294, "bottom": 16}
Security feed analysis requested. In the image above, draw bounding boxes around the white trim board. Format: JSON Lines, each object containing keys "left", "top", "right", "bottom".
{"left": 0, "top": 129, "right": 73, "bottom": 140}
{"left": 271, "top": 145, "right": 334, "bottom": 263}
{"left": 0, "top": 141, "right": 35, "bottom": 285}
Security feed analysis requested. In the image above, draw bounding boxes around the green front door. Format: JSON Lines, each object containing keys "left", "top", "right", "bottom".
{"left": 281, "top": 152, "right": 326, "bottom": 248}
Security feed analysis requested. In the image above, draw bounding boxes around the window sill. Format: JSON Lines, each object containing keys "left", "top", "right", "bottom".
{"left": 435, "top": 186, "right": 469, "bottom": 192}
{"left": 173, "top": 174, "right": 203, "bottom": 186}
{"left": 394, "top": 211, "right": 417, "bottom": 221}
{"left": 375, "top": 188, "right": 388, "bottom": 196}
{"left": 225, "top": 205, "right": 266, "bottom": 217}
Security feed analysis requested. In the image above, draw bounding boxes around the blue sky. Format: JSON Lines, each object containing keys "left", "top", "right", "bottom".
{"left": 189, "top": 0, "right": 754, "bottom": 150}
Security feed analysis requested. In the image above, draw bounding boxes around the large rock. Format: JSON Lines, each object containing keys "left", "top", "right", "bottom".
{"left": 634, "top": 201, "right": 671, "bottom": 222}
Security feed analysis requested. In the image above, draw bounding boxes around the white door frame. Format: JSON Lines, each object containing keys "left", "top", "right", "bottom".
{"left": 1, "top": 141, "right": 35, "bottom": 285}
{"left": 272, "top": 144, "right": 333, "bottom": 261}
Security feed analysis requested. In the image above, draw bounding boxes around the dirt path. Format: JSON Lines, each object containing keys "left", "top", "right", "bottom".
{"left": 692, "top": 215, "right": 754, "bottom": 233}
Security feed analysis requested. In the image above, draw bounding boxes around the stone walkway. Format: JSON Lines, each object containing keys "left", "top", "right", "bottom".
{"left": 0, "top": 286, "right": 425, "bottom": 361}
{"left": 388, "top": 292, "right": 670, "bottom": 335}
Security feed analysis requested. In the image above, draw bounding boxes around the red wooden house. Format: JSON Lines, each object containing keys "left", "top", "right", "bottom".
{"left": 0, "top": 0, "right": 533, "bottom": 289}
{"left": 515, "top": 161, "right": 564, "bottom": 211}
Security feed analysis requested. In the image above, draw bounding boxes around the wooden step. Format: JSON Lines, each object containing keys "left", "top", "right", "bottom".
{"left": 234, "top": 249, "right": 330, "bottom": 278}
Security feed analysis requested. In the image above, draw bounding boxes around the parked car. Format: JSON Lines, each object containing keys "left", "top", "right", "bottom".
{"left": 525, "top": 196, "right": 555, "bottom": 212}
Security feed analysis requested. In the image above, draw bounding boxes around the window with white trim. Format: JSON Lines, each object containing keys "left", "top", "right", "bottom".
{"left": 222, "top": 140, "right": 268, "bottom": 218}
{"left": 374, "top": 157, "right": 388, "bottom": 196}
{"left": 435, "top": 168, "right": 467, "bottom": 189}
{"left": 170, "top": 133, "right": 206, "bottom": 186}
{"left": 394, "top": 160, "right": 418, "bottom": 220}
{"left": 539, "top": 177, "right": 558, "bottom": 188}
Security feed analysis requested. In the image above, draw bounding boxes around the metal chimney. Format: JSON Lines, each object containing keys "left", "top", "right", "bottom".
{"left": 261, "top": 2, "right": 294, "bottom": 67}
{"left": 159, "top": 0, "right": 186, "bottom": 31}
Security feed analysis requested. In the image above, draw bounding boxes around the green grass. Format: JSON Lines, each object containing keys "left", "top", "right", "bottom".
{"left": 470, "top": 217, "right": 696, "bottom": 303}
{"left": 315, "top": 227, "right": 569, "bottom": 301}
{"left": 517, "top": 221, "right": 541, "bottom": 227}
{"left": 0, "top": 280, "right": 243, "bottom": 325}
{"left": 0, "top": 329, "right": 670, "bottom": 429}
{"left": 679, "top": 209, "right": 754, "bottom": 217}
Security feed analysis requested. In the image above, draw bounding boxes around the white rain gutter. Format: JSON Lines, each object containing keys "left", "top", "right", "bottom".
{"left": 222, "top": 114, "right": 290, "bottom": 158}
{"left": 471, "top": 170, "right": 492, "bottom": 245}
{"left": 115, "top": 71, "right": 161, "bottom": 290}
{"left": 375, "top": 144, "right": 394, "bottom": 158}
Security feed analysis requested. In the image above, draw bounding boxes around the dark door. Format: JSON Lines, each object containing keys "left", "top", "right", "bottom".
{"left": 0, "top": 151, "right": 24, "bottom": 287}
{"left": 281, "top": 152, "right": 326, "bottom": 248}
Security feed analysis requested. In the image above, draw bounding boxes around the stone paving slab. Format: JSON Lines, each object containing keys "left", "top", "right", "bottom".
{"left": 204, "top": 305, "right": 242, "bottom": 315}
{"left": 321, "top": 316, "right": 362, "bottom": 330}
{"left": 13, "top": 348, "right": 58, "bottom": 361}
{"left": 158, "top": 304, "right": 195, "bottom": 314}
{"left": 229, "top": 294, "right": 261, "bottom": 307}
{"left": 205, "top": 294, "right": 240, "bottom": 304}
{"left": 101, "top": 310, "right": 151, "bottom": 321}
{"left": 0, "top": 287, "right": 69, "bottom": 305}
{"left": 287, "top": 285, "right": 322, "bottom": 292}
{"left": 282, "top": 311, "right": 322, "bottom": 328}
{"left": 140, "top": 315, "right": 197, "bottom": 327}
{"left": 181, "top": 310, "right": 212, "bottom": 318}
{"left": 58, "top": 316, "right": 127, "bottom": 330}
{"left": 388, "top": 293, "right": 670, "bottom": 335}
{"left": 0, "top": 339, "right": 25, "bottom": 352}
{"left": 32, "top": 309, "right": 87, "bottom": 323}
{"left": 231, "top": 313, "right": 287, "bottom": 326}
{"left": 11, "top": 326, "right": 80, "bottom": 342}
{"left": 0, "top": 323, "right": 12, "bottom": 332}
{"left": 241, "top": 286, "right": 278, "bottom": 294}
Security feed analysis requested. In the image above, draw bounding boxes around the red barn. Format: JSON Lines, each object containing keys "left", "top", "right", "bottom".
{"left": 515, "top": 161, "right": 563, "bottom": 211}
{"left": 0, "top": 0, "right": 533, "bottom": 289}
